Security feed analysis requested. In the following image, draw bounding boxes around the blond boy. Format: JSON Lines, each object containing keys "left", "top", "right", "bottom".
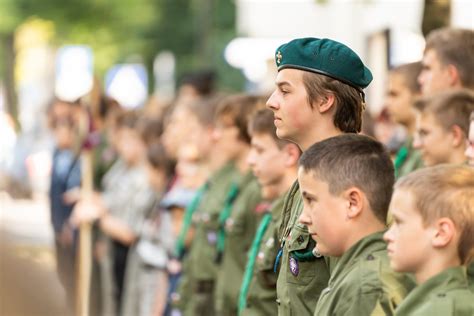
{"left": 384, "top": 165, "right": 474, "bottom": 315}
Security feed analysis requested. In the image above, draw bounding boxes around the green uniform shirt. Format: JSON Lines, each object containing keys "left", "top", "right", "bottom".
{"left": 468, "top": 262, "right": 474, "bottom": 292}
{"left": 315, "top": 231, "right": 414, "bottom": 316}
{"left": 176, "top": 163, "right": 238, "bottom": 315}
{"left": 395, "top": 266, "right": 474, "bottom": 316}
{"left": 276, "top": 181, "right": 330, "bottom": 316}
{"left": 240, "top": 195, "right": 285, "bottom": 316}
{"left": 215, "top": 172, "right": 262, "bottom": 315}
{"left": 394, "top": 137, "right": 423, "bottom": 179}
{"left": 188, "top": 163, "right": 239, "bottom": 281}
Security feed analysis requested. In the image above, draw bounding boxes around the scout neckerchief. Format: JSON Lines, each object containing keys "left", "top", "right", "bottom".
{"left": 238, "top": 203, "right": 272, "bottom": 315}
{"left": 215, "top": 171, "right": 255, "bottom": 263}
{"left": 174, "top": 182, "right": 209, "bottom": 259}
{"left": 393, "top": 145, "right": 408, "bottom": 178}
{"left": 274, "top": 181, "right": 316, "bottom": 271}
{"left": 215, "top": 182, "right": 240, "bottom": 263}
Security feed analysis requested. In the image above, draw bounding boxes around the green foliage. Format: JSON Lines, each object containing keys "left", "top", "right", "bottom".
{"left": 0, "top": 0, "right": 243, "bottom": 93}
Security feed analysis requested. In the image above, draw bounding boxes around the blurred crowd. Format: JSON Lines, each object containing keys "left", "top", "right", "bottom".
{"left": 3, "top": 26, "right": 473, "bottom": 316}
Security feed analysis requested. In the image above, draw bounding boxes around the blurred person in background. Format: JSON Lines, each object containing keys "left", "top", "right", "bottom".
{"left": 168, "top": 95, "right": 227, "bottom": 316}
{"left": 122, "top": 141, "right": 175, "bottom": 316}
{"left": 213, "top": 95, "right": 263, "bottom": 316}
{"left": 418, "top": 28, "right": 474, "bottom": 96}
{"left": 72, "top": 111, "right": 155, "bottom": 316}
{"left": 48, "top": 100, "right": 81, "bottom": 312}
{"left": 413, "top": 90, "right": 474, "bottom": 167}
{"left": 385, "top": 62, "right": 424, "bottom": 178}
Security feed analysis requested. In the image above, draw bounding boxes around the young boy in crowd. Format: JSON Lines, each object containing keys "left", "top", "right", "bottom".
{"left": 385, "top": 62, "right": 424, "bottom": 178}
{"left": 238, "top": 109, "right": 300, "bottom": 316}
{"left": 418, "top": 28, "right": 474, "bottom": 96}
{"left": 168, "top": 95, "right": 230, "bottom": 316}
{"left": 413, "top": 89, "right": 474, "bottom": 167}
{"left": 213, "top": 95, "right": 264, "bottom": 316}
{"left": 298, "top": 134, "right": 413, "bottom": 315}
{"left": 49, "top": 113, "right": 81, "bottom": 311}
{"left": 384, "top": 165, "right": 474, "bottom": 315}
{"left": 72, "top": 111, "right": 156, "bottom": 316}
{"left": 266, "top": 37, "right": 372, "bottom": 315}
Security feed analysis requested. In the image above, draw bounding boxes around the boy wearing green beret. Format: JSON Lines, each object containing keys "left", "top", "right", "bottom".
{"left": 266, "top": 37, "right": 372, "bottom": 315}
{"left": 384, "top": 165, "right": 474, "bottom": 315}
{"left": 298, "top": 134, "right": 413, "bottom": 316}
{"left": 238, "top": 109, "right": 301, "bottom": 316}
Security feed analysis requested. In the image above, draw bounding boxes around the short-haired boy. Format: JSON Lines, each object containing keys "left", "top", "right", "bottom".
{"left": 298, "top": 134, "right": 413, "bottom": 315}
{"left": 238, "top": 109, "right": 301, "bottom": 315}
{"left": 385, "top": 62, "right": 424, "bottom": 178}
{"left": 413, "top": 89, "right": 474, "bottom": 166}
{"left": 384, "top": 164, "right": 474, "bottom": 315}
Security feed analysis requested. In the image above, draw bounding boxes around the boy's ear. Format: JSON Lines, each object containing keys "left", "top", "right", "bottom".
{"left": 446, "top": 64, "right": 461, "bottom": 87}
{"left": 283, "top": 143, "right": 301, "bottom": 167}
{"left": 450, "top": 125, "right": 465, "bottom": 147}
{"left": 344, "top": 187, "right": 364, "bottom": 219}
{"left": 432, "top": 217, "right": 456, "bottom": 248}
{"left": 318, "top": 93, "right": 336, "bottom": 114}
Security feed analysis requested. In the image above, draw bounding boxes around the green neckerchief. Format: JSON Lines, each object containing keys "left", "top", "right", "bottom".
{"left": 393, "top": 145, "right": 408, "bottom": 178}
{"left": 215, "top": 182, "right": 240, "bottom": 262}
{"left": 174, "top": 183, "right": 209, "bottom": 259}
{"left": 237, "top": 204, "right": 272, "bottom": 314}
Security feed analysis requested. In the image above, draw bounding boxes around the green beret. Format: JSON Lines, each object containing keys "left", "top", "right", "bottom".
{"left": 275, "top": 37, "right": 373, "bottom": 90}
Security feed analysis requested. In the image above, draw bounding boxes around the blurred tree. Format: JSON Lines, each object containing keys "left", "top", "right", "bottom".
{"left": 0, "top": 0, "right": 242, "bottom": 127}
{"left": 421, "top": 0, "right": 451, "bottom": 37}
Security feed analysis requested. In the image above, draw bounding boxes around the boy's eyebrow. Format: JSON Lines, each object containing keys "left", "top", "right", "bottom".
{"left": 276, "top": 81, "right": 291, "bottom": 89}
{"left": 302, "top": 191, "right": 316, "bottom": 199}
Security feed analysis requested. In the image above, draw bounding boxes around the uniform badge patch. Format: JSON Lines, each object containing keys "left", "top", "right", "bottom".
{"left": 207, "top": 231, "right": 217, "bottom": 245}
{"left": 289, "top": 256, "right": 299, "bottom": 276}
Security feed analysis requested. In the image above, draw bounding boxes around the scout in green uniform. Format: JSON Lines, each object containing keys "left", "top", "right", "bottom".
{"left": 298, "top": 134, "right": 414, "bottom": 315}
{"left": 466, "top": 111, "right": 474, "bottom": 291}
{"left": 169, "top": 96, "right": 236, "bottom": 316}
{"left": 238, "top": 109, "right": 301, "bottom": 316}
{"left": 384, "top": 165, "right": 474, "bottom": 315}
{"left": 385, "top": 62, "right": 424, "bottom": 178}
{"left": 265, "top": 37, "right": 373, "bottom": 315}
{"left": 212, "top": 95, "right": 266, "bottom": 316}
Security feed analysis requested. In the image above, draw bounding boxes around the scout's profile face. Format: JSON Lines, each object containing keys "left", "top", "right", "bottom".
{"left": 117, "top": 127, "right": 146, "bottom": 165}
{"left": 465, "top": 120, "right": 474, "bottom": 167}
{"left": 212, "top": 115, "right": 243, "bottom": 162}
{"left": 413, "top": 112, "right": 455, "bottom": 167}
{"left": 266, "top": 69, "right": 315, "bottom": 145}
{"left": 247, "top": 133, "right": 286, "bottom": 199}
{"left": 297, "top": 167, "right": 348, "bottom": 257}
{"left": 418, "top": 49, "right": 452, "bottom": 96}
{"left": 385, "top": 73, "right": 417, "bottom": 125}
{"left": 383, "top": 189, "right": 432, "bottom": 274}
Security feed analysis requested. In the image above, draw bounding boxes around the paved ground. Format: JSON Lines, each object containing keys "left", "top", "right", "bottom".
{"left": 0, "top": 191, "right": 70, "bottom": 315}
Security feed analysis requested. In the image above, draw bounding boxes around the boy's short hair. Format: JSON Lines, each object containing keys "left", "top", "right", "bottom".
{"left": 425, "top": 28, "right": 474, "bottom": 88}
{"left": 188, "top": 94, "right": 225, "bottom": 127}
{"left": 248, "top": 109, "right": 292, "bottom": 149}
{"left": 395, "top": 164, "right": 474, "bottom": 264}
{"left": 215, "top": 94, "right": 266, "bottom": 144}
{"left": 415, "top": 89, "right": 474, "bottom": 135}
{"left": 389, "top": 62, "right": 422, "bottom": 94}
{"left": 147, "top": 142, "right": 175, "bottom": 179}
{"left": 299, "top": 134, "right": 394, "bottom": 223}
{"left": 302, "top": 72, "right": 364, "bottom": 133}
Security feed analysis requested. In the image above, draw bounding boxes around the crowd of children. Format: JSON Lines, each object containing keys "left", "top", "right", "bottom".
{"left": 48, "top": 27, "right": 473, "bottom": 316}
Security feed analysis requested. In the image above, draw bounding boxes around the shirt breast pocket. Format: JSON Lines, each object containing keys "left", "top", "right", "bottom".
{"left": 285, "top": 224, "right": 317, "bottom": 285}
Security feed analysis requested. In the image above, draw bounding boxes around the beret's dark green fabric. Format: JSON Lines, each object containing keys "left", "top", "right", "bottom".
{"left": 275, "top": 37, "right": 373, "bottom": 90}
